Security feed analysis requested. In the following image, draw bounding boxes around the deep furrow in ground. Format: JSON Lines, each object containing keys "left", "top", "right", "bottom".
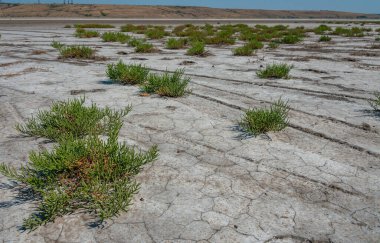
{"left": 189, "top": 90, "right": 380, "bottom": 158}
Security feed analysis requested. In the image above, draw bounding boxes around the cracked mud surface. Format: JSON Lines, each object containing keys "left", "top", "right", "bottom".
{"left": 1, "top": 22, "right": 380, "bottom": 242}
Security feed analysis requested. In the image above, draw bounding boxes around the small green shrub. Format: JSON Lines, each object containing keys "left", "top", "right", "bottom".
{"left": 166, "top": 38, "right": 187, "bottom": 49}
{"left": 240, "top": 99, "right": 290, "bottom": 136}
{"left": 186, "top": 41, "right": 206, "bottom": 56}
{"left": 369, "top": 92, "right": 380, "bottom": 111}
{"left": 1, "top": 109, "right": 157, "bottom": 230}
{"left": 256, "top": 63, "right": 293, "bottom": 79}
{"left": 332, "top": 27, "right": 365, "bottom": 37}
{"left": 128, "top": 37, "right": 144, "bottom": 47}
{"left": 120, "top": 24, "right": 147, "bottom": 33}
{"left": 280, "top": 35, "right": 303, "bottom": 44}
{"left": 106, "top": 61, "right": 149, "bottom": 85}
{"left": 319, "top": 35, "right": 332, "bottom": 42}
{"left": 313, "top": 25, "right": 332, "bottom": 34}
{"left": 246, "top": 39, "right": 264, "bottom": 49}
{"left": 145, "top": 27, "right": 167, "bottom": 39}
{"left": 58, "top": 45, "right": 95, "bottom": 59}
{"left": 75, "top": 28, "right": 100, "bottom": 38}
{"left": 51, "top": 40, "right": 64, "bottom": 49}
{"left": 16, "top": 97, "right": 129, "bottom": 141}
{"left": 74, "top": 23, "right": 114, "bottom": 28}
{"left": 135, "top": 42, "right": 155, "bottom": 53}
{"left": 101, "top": 32, "right": 130, "bottom": 43}
{"left": 233, "top": 45, "right": 254, "bottom": 56}
{"left": 141, "top": 69, "right": 190, "bottom": 97}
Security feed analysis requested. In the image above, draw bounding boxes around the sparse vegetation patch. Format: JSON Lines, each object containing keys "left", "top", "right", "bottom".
{"left": 319, "top": 35, "right": 332, "bottom": 42}
{"left": 58, "top": 45, "right": 95, "bottom": 59}
{"left": 74, "top": 23, "right": 114, "bottom": 28}
{"left": 186, "top": 41, "right": 206, "bottom": 56}
{"left": 369, "top": 92, "right": 380, "bottom": 111}
{"left": 240, "top": 99, "right": 290, "bottom": 136}
{"left": 75, "top": 28, "right": 100, "bottom": 38}
{"left": 102, "top": 32, "right": 130, "bottom": 43}
{"left": 106, "top": 61, "right": 149, "bottom": 85}
{"left": 166, "top": 38, "right": 187, "bottom": 49}
{"left": 257, "top": 63, "right": 293, "bottom": 79}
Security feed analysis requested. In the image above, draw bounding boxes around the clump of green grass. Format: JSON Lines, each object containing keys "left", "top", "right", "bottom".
{"left": 0, "top": 100, "right": 158, "bottom": 230}
{"left": 51, "top": 40, "right": 64, "bottom": 49}
{"left": 246, "top": 39, "right": 264, "bottom": 49}
{"left": 319, "top": 35, "right": 332, "bottom": 42}
{"left": 145, "top": 27, "right": 168, "bottom": 39}
{"left": 106, "top": 61, "right": 149, "bottom": 85}
{"left": 120, "top": 24, "right": 147, "bottom": 34}
{"left": 280, "top": 34, "right": 303, "bottom": 44}
{"left": 233, "top": 45, "right": 254, "bottom": 56}
{"left": 75, "top": 28, "right": 100, "bottom": 38}
{"left": 313, "top": 25, "right": 332, "bottom": 34}
{"left": 101, "top": 32, "right": 130, "bottom": 43}
{"left": 74, "top": 23, "right": 114, "bottom": 28}
{"left": 135, "top": 42, "right": 155, "bottom": 53}
{"left": 240, "top": 99, "right": 290, "bottom": 136}
{"left": 186, "top": 41, "right": 206, "bottom": 56}
{"left": 58, "top": 45, "right": 95, "bottom": 59}
{"left": 166, "top": 38, "right": 187, "bottom": 49}
{"left": 141, "top": 69, "right": 190, "bottom": 97}
{"left": 332, "top": 27, "right": 365, "bottom": 37}
{"left": 128, "top": 37, "right": 144, "bottom": 47}
{"left": 256, "top": 63, "right": 293, "bottom": 79}
{"left": 16, "top": 97, "right": 129, "bottom": 141}
{"left": 369, "top": 92, "right": 380, "bottom": 111}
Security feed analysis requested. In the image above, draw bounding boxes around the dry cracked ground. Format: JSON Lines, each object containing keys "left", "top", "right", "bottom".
{"left": 0, "top": 21, "right": 380, "bottom": 242}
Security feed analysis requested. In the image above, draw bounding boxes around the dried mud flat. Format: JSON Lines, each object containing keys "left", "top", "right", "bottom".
{"left": 0, "top": 21, "right": 380, "bottom": 242}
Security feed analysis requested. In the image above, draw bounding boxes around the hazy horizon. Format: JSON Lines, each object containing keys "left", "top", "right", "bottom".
{"left": 2, "top": 0, "right": 380, "bottom": 14}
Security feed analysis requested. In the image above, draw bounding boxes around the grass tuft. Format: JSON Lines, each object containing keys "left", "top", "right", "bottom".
{"left": 101, "top": 32, "right": 130, "bottom": 43}
{"left": 16, "top": 97, "right": 130, "bottom": 141}
{"left": 58, "top": 45, "right": 95, "bottom": 59}
{"left": 141, "top": 69, "right": 190, "bottom": 97}
{"left": 233, "top": 45, "right": 254, "bottom": 56}
{"left": 74, "top": 23, "right": 114, "bottom": 28}
{"left": 75, "top": 28, "right": 100, "bottom": 38}
{"left": 369, "top": 92, "right": 380, "bottom": 111}
{"left": 51, "top": 40, "right": 64, "bottom": 50}
{"left": 166, "top": 38, "right": 187, "bottom": 49}
{"left": 186, "top": 41, "right": 206, "bottom": 56}
{"left": 319, "top": 35, "right": 332, "bottom": 42}
{"left": 240, "top": 99, "right": 290, "bottom": 136}
{"left": 256, "top": 63, "right": 293, "bottom": 79}
{"left": 106, "top": 61, "right": 149, "bottom": 85}
{"left": 135, "top": 42, "right": 155, "bottom": 53}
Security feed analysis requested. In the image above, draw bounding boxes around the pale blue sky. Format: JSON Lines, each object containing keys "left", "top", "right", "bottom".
{"left": 6, "top": 0, "right": 380, "bottom": 14}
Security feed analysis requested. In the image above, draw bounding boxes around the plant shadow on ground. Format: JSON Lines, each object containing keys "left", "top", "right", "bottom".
{"left": 359, "top": 109, "right": 380, "bottom": 120}
{"left": 0, "top": 182, "right": 37, "bottom": 209}
{"left": 230, "top": 125, "right": 272, "bottom": 141}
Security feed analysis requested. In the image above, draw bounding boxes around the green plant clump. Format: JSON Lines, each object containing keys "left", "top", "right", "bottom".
{"left": 101, "top": 32, "right": 130, "bottom": 43}
{"left": 75, "top": 28, "right": 100, "bottom": 38}
{"left": 186, "top": 41, "right": 206, "bottom": 56}
{"left": 135, "top": 42, "right": 155, "bottom": 53}
{"left": 58, "top": 45, "right": 95, "bottom": 59}
{"left": 313, "top": 25, "right": 332, "bottom": 34}
{"left": 280, "top": 34, "right": 303, "bottom": 44}
{"left": 369, "top": 92, "right": 380, "bottom": 111}
{"left": 166, "top": 38, "right": 187, "bottom": 49}
{"left": 74, "top": 23, "right": 114, "bottom": 28}
{"left": 246, "top": 39, "right": 264, "bottom": 49}
{"left": 268, "top": 41, "right": 280, "bottom": 49}
{"left": 51, "top": 40, "right": 64, "bottom": 50}
{"left": 319, "top": 35, "right": 332, "bottom": 42}
{"left": 256, "top": 63, "right": 293, "bottom": 79}
{"left": 0, "top": 99, "right": 158, "bottom": 230}
{"left": 233, "top": 45, "right": 254, "bottom": 56}
{"left": 141, "top": 69, "right": 190, "bottom": 97}
{"left": 145, "top": 27, "right": 168, "bottom": 39}
{"left": 240, "top": 99, "right": 290, "bottom": 136}
{"left": 106, "top": 61, "right": 150, "bottom": 85}
{"left": 16, "top": 98, "right": 130, "bottom": 141}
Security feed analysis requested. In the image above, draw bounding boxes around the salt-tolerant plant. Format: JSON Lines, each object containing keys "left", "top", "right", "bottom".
{"left": 240, "top": 98, "right": 290, "bottom": 136}
{"left": 75, "top": 28, "right": 100, "bottom": 38}
{"left": 16, "top": 97, "right": 130, "bottom": 141}
{"left": 186, "top": 41, "right": 206, "bottom": 56}
{"left": 141, "top": 69, "right": 190, "bottom": 97}
{"left": 101, "top": 32, "right": 130, "bottom": 43}
{"left": 74, "top": 23, "right": 114, "bottom": 28}
{"left": 268, "top": 41, "right": 280, "bottom": 49}
{"left": 51, "top": 40, "right": 64, "bottom": 50}
{"left": 246, "top": 39, "right": 264, "bottom": 50}
{"left": 58, "top": 45, "right": 95, "bottom": 59}
{"left": 145, "top": 27, "right": 167, "bottom": 39}
{"left": 256, "top": 63, "right": 293, "bottom": 79}
{"left": 106, "top": 61, "right": 150, "bottom": 85}
{"left": 369, "top": 92, "right": 380, "bottom": 111}
{"left": 128, "top": 37, "right": 144, "bottom": 47}
{"left": 135, "top": 42, "right": 155, "bottom": 53}
{"left": 319, "top": 35, "right": 332, "bottom": 42}
{"left": 166, "top": 38, "right": 187, "bottom": 49}
{"left": 280, "top": 34, "right": 303, "bottom": 44}
{"left": 1, "top": 107, "right": 158, "bottom": 230}
{"left": 313, "top": 25, "right": 332, "bottom": 34}
{"left": 233, "top": 45, "right": 254, "bottom": 56}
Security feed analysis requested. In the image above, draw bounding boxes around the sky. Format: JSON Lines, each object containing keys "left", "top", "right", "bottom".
{"left": 4, "top": 0, "right": 380, "bottom": 14}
